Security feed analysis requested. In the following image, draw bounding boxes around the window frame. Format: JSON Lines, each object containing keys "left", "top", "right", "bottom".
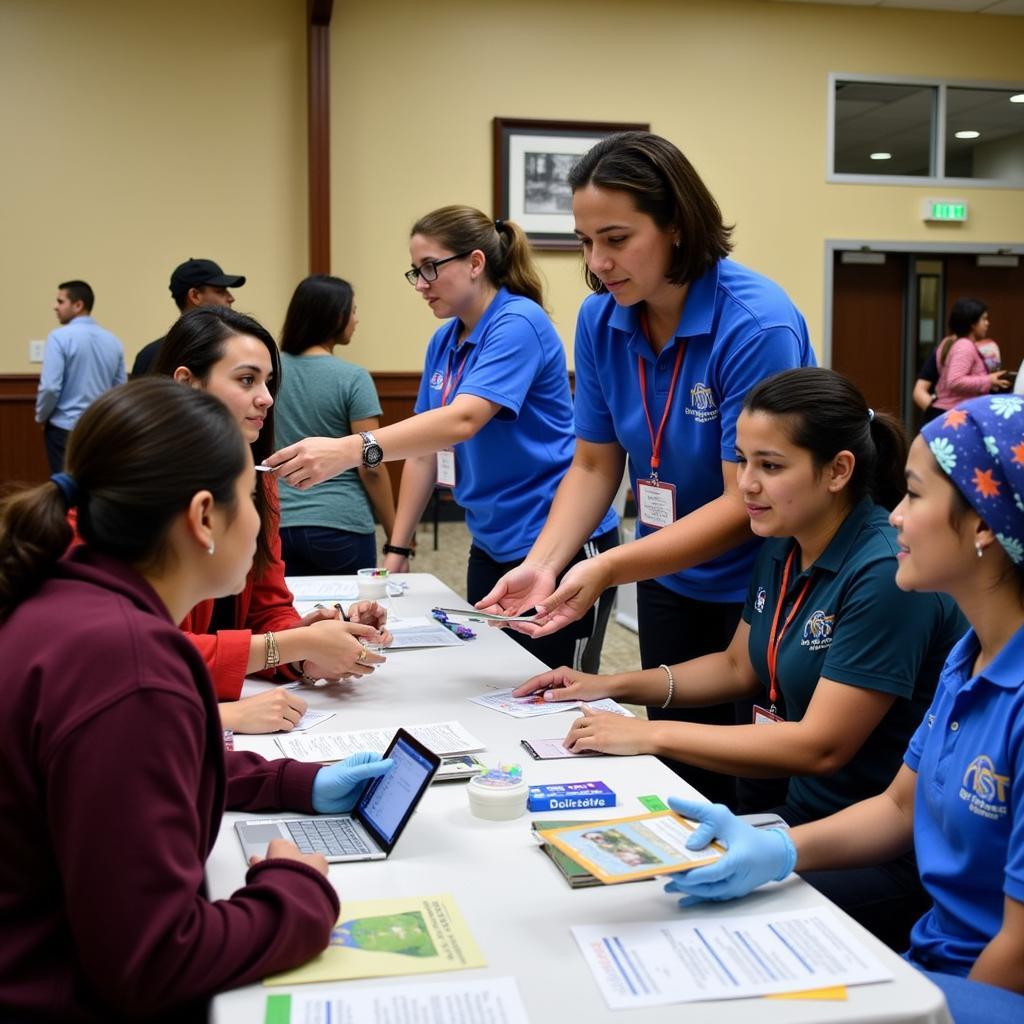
{"left": 827, "top": 72, "right": 1024, "bottom": 189}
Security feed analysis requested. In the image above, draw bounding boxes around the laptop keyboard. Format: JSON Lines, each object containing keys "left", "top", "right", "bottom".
{"left": 286, "top": 818, "right": 373, "bottom": 857}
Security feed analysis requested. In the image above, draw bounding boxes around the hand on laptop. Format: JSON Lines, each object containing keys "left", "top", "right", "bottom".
{"left": 247, "top": 837, "right": 328, "bottom": 876}
{"left": 312, "top": 752, "right": 394, "bottom": 814}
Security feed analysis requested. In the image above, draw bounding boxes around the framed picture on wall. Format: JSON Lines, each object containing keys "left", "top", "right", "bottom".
{"left": 492, "top": 117, "right": 650, "bottom": 250}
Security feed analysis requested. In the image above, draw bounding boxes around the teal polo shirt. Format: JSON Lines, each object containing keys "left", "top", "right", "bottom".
{"left": 742, "top": 499, "right": 967, "bottom": 820}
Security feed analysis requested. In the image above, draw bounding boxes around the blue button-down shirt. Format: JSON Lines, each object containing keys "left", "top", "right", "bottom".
{"left": 36, "top": 315, "right": 126, "bottom": 429}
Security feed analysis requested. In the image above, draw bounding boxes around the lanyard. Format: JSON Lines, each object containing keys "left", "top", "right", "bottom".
{"left": 440, "top": 341, "right": 472, "bottom": 407}
{"left": 764, "top": 546, "right": 815, "bottom": 708}
{"left": 637, "top": 310, "right": 685, "bottom": 480}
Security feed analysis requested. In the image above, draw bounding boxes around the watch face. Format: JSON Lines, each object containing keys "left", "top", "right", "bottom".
{"left": 364, "top": 442, "right": 384, "bottom": 467}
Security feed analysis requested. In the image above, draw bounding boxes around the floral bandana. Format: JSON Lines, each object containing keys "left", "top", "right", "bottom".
{"left": 921, "top": 394, "right": 1024, "bottom": 565}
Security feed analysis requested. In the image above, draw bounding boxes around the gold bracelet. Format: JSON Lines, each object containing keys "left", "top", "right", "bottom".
{"left": 264, "top": 631, "right": 281, "bottom": 670}
{"left": 659, "top": 663, "right": 675, "bottom": 709}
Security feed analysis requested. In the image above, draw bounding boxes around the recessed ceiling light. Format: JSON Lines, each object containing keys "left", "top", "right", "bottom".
{"left": 955, "top": 130, "right": 980, "bottom": 140}
{"left": 870, "top": 152, "right": 892, "bottom": 160}
{"left": 1011, "top": 94, "right": 1024, "bottom": 104}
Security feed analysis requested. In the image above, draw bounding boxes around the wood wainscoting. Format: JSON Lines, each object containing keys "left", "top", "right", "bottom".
{"left": 0, "top": 371, "right": 424, "bottom": 491}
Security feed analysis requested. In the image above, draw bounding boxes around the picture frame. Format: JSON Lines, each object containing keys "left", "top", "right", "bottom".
{"left": 492, "top": 117, "right": 650, "bottom": 250}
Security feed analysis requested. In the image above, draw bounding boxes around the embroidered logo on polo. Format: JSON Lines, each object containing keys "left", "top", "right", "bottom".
{"left": 960, "top": 754, "right": 1010, "bottom": 821}
{"left": 800, "top": 609, "right": 834, "bottom": 650}
{"left": 429, "top": 371, "right": 445, "bottom": 390}
{"left": 685, "top": 382, "right": 719, "bottom": 423}
{"left": 754, "top": 587, "right": 766, "bottom": 613}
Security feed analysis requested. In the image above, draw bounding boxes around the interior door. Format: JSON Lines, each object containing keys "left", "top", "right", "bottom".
{"left": 944, "top": 254, "right": 1024, "bottom": 374}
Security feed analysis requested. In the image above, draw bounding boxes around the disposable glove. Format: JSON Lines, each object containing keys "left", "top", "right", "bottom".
{"left": 312, "top": 751, "right": 394, "bottom": 813}
{"left": 663, "top": 796, "right": 797, "bottom": 908}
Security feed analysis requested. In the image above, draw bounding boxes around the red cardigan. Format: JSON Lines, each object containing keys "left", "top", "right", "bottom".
{"left": 180, "top": 479, "right": 302, "bottom": 700}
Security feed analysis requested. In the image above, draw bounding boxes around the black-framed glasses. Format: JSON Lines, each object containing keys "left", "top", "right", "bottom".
{"left": 404, "top": 250, "right": 472, "bottom": 286}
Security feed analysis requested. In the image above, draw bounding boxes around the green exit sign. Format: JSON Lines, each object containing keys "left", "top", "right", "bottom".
{"left": 922, "top": 199, "right": 968, "bottom": 222}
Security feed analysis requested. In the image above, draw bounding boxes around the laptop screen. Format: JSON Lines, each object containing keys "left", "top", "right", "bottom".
{"left": 356, "top": 730, "right": 439, "bottom": 853}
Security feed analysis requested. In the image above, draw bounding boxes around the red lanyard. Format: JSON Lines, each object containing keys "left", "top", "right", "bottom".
{"left": 637, "top": 310, "right": 685, "bottom": 479}
{"left": 440, "top": 342, "right": 472, "bottom": 407}
{"left": 765, "top": 546, "right": 814, "bottom": 707}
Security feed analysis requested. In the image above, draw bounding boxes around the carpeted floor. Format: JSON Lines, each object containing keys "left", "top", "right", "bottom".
{"left": 382, "top": 519, "right": 643, "bottom": 677}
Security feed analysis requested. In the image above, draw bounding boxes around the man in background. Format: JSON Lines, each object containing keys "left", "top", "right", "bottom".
{"left": 35, "top": 280, "right": 126, "bottom": 472}
{"left": 131, "top": 258, "right": 245, "bottom": 376}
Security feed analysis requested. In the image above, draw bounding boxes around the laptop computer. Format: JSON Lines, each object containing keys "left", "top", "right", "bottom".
{"left": 235, "top": 728, "right": 440, "bottom": 863}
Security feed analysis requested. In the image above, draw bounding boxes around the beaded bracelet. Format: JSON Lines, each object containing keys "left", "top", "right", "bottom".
{"left": 659, "top": 663, "right": 675, "bottom": 709}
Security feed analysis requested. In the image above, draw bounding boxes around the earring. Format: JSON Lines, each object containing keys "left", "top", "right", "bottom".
{"left": 208, "top": 542, "right": 216, "bottom": 556}
{"left": 976, "top": 542, "right": 984, "bottom": 559}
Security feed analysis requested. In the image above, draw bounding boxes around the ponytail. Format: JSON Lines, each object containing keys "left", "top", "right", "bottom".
{"left": 744, "top": 368, "right": 909, "bottom": 511}
{"left": 411, "top": 205, "right": 546, "bottom": 308}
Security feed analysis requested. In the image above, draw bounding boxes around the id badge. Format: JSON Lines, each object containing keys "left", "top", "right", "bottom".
{"left": 636, "top": 478, "right": 676, "bottom": 529}
{"left": 753, "top": 704, "right": 785, "bottom": 725}
{"left": 436, "top": 448, "right": 457, "bottom": 488}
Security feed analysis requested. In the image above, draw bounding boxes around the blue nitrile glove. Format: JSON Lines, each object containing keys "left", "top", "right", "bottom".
{"left": 663, "top": 796, "right": 797, "bottom": 908}
{"left": 312, "top": 752, "right": 394, "bottom": 813}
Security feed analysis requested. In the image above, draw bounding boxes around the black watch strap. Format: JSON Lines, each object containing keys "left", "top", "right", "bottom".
{"left": 383, "top": 543, "right": 414, "bottom": 558}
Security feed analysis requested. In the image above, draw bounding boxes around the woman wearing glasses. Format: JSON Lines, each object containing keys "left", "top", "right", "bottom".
{"left": 269, "top": 205, "right": 619, "bottom": 672}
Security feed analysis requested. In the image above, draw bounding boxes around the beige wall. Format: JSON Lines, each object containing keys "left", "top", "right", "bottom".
{"left": 2, "top": 0, "right": 1023, "bottom": 374}
{"left": 333, "top": 0, "right": 1024, "bottom": 372}
{"left": 0, "top": 0, "right": 307, "bottom": 373}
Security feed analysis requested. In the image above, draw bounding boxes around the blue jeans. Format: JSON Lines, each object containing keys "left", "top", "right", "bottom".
{"left": 280, "top": 525, "right": 377, "bottom": 577}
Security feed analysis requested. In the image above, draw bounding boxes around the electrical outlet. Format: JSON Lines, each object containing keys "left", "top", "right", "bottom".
{"left": 29, "top": 340, "right": 45, "bottom": 363}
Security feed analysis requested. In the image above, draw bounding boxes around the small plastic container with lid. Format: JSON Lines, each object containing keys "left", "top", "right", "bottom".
{"left": 467, "top": 763, "right": 528, "bottom": 821}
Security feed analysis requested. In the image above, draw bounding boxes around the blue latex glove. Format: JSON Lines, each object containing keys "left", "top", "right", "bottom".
{"left": 311, "top": 751, "right": 394, "bottom": 814}
{"left": 663, "top": 796, "right": 797, "bottom": 908}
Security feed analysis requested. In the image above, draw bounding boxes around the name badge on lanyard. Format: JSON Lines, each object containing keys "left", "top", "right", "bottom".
{"left": 435, "top": 340, "right": 471, "bottom": 490}
{"left": 754, "top": 546, "right": 814, "bottom": 724}
{"left": 635, "top": 316, "right": 686, "bottom": 530}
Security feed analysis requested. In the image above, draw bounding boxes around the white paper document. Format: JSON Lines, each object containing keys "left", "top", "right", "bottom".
{"left": 386, "top": 616, "right": 465, "bottom": 648}
{"left": 274, "top": 720, "right": 485, "bottom": 761}
{"left": 469, "top": 687, "right": 635, "bottom": 719}
{"left": 263, "top": 976, "right": 529, "bottom": 1024}
{"left": 287, "top": 578, "right": 405, "bottom": 602}
{"left": 573, "top": 906, "right": 892, "bottom": 1007}
{"left": 286, "top": 709, "right": 335, "bottom": 733}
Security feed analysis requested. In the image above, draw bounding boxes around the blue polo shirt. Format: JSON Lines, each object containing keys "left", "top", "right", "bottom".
{"left": 573, "top": 258, "right": 815, "bottom": 602}
{"left": 743, "top": 500, "right": 966, "bottom": 820}
{"left": 415, "top": 287, "right": 618, "bottom": 562}
{"left": 905, "top": 624, "right": 1024, "bottom": 976}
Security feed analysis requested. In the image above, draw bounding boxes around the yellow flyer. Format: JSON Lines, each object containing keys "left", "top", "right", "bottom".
{"left": 264, "top": 893, "right": 485, "bottom": 986}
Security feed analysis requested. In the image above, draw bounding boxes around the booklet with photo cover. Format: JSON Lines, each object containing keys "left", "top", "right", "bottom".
{"left": 531, "top": 820, "right": 655, "bottom": 889}
{"left": 536, "top": 811, "right": 725, "bottom": 885}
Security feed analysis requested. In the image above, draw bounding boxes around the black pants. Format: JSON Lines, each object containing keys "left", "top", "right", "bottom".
{"left": 774, "top": 803, "right": 931, "bottom": 952}
{"left": 637, "top": 579, "right": 786, "bottom": 811}
{"left": 466, "top": 527, "right": 619, "bottom": 673}
{"left": 43, "top": 423, "right": 69, "bottom": 473}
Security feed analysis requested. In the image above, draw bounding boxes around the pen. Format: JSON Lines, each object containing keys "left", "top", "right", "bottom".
{"left": 314, "top": 602, "right": 349, "bottom": 621}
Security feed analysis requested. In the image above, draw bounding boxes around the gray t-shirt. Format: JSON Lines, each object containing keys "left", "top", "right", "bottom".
{"left": 275, "top": 352, "right": 382, "bottom": 534}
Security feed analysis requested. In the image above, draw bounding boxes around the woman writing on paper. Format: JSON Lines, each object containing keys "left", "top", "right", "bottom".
{"left": 153, "top": 307, "right": 389, "bottom": 734}
{"left": 477, "top": 132, "right": 816, "bottom": 807}
{"left": 515, "top": 368, "right": 965, "bottom": 950}
{"left": 663, "top": 392, "right": 1024, "bottom": 1023}
{"left": 0, "top": 378, "right": 392, "bottom": 1021}
{"left": 267, "top": 205, "right": 619, "bottom": 673}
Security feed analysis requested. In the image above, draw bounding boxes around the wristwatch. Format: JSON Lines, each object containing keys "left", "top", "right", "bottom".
{"left": 359, "top": 431, "right": 384, "bottom": 468}
{"left": 383, "top": 542, "right": 415, "bottom": 559}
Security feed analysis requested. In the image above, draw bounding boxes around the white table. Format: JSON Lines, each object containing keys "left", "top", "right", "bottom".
{"left": 209, "top": 574, "right": 951, "bottom": 1024}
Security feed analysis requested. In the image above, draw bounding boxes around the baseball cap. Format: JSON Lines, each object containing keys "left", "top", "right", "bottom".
{"left": 169, "top": 258, "right": 246, "bottom": 303}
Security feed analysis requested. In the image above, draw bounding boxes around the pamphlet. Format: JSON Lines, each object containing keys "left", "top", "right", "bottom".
{"left": 572, "top": 906, "right": 891, "bottom": 1007}
{"left": 537, "top": 811, "right": 724, "bottom": 883}
{"left": 385, "top": 616, "right": 464, "bottom": 648}
{"left": 531, "top": 819, "right": 655, "bottom": 889}
{"left": 286, "top": 709, "right": 335, "bottom": 733}
{"left": 264, "top": 977, "right": 528, "bottom": 1024}
{"left": 264, "top": 893, "right": 485, "bottom": 986}
{"left": 469, "top": 688, "right": 635, "bottom": 719}
{"left": 521, "top": 737, "right": 601, "bottom": 759}
{"left": 275, "top": 721, "right": 484, "bottom": 762}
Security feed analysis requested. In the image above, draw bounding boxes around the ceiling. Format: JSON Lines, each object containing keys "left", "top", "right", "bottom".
{"left": 767, "top": 0, "right": 1024, "bottom": 14}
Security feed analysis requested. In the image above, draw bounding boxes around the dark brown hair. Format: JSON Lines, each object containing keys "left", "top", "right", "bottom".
{"left": 567, "top": 132, "right": 733, "bottom": 292}
{"left": 411, "top": 206, "right": 546, "bottom": 308}
{"left": 153, "top": 306, "right": 280, "bottom": 575}
{"left": 279, "top": 275, "right": 355, "bottom": 355}
{"left": 744, "top": 368, "right": 908, "bottom": 511}
{"left": 0, "top": 378, "right": 247, "bottom": 621}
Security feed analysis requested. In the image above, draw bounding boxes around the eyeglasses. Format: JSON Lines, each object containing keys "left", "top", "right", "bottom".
{"left": 431, "top": 607, "right": 476, "bottom": 641}
{"left": 404, "top": 251, "right": 472, "bottom": 286}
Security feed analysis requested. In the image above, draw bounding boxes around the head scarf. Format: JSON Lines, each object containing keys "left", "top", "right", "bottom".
{"left": 921, "top": 395, "right": 1024, "bottom": 564}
